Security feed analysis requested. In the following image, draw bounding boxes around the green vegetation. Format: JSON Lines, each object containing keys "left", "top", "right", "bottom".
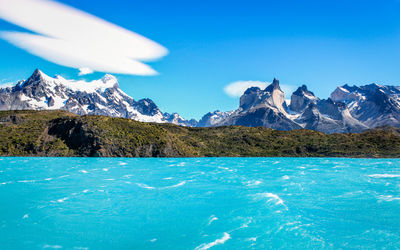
{"left": 1, "top": 110, "right": 400, "bottom": 157}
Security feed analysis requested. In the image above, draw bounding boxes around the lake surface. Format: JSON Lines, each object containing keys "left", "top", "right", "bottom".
{"left": 0, "top": 157, "right": 399, "bottom": 249}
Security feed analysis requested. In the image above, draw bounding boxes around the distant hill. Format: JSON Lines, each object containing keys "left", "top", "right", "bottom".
{"left": 1, "top": 110, "right": 400, "bottom": 158}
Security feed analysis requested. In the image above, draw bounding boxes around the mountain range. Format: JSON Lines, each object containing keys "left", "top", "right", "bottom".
{"left": 1, "top": 69, "right": 400, "bottom": 133}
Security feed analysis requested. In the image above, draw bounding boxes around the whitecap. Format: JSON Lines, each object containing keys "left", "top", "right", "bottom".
{"left": 282, "top": 175, "right": 290, "bottom": 180}
{"left": 18, "top": 180, "right": 36, "bottom": 183}
{"left": 104, "top": 178, "right": 115, "bottom": 181}
{"left": 1, "top": 181, "right": 12, "bottom": 185}
{"left": 208, "top": 215, "right": 218, "bottom": 225}
{"left": 378, "top": 195, "right": 400, "bottom": 202}
{"left": 245, "top": 180, "right": 262, "bottom": 186}
{"left": 82, "top": 189, "right": 89, "bottom": 193}
{"left": 195, "top": 232, "right": 231, "bottom": 250}
{"left": 240, "top": 218, "right": 252, "bottom": 228}
{"left": 57, "top": 197, "right": 68, "bottom": 203}
{"left": 164, "top": 181, "right": 186, "bottom": 188}
{"left": 102, "top": 168, "right": 109, "bottom": 172}
{"left": 163, "top": 177, "right": 173, "bottom": 180}
{"left": 368, "top": 174, "right": 400, "bottom": 178}
{"left": 43, "top": 244, "right": 62, "bottom": 249}
{"left": 118, "top": 162, "right": 127, "bottom": 166}
{"left": 256, "top": 192, "right": 285, "bottom": 206}
{"left": 136, "top": 183, "right": 156, "bottom": 190}
{"left": 22, "top": 214, "right": 29, "bottom": 219}
{"left": 79, "top": 170, "right": 88, "bottom": 174}
{"left": 44, "top": 178, "right": 53, "bottom": 181}
{"left": 149, "top": 238, "right": 157, "bottom": 242}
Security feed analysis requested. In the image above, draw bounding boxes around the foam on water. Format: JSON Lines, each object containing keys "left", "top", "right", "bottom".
{"left": 208, "top": 215, "right": 218, "bottom": 225}
{"left": 136, "top": 183, "right": 156, "bottom": 190}
{"left": 195, "top": 232, "right": 231, "bottom": 250}
{"left": 368, "top": 174, "right": 400, "bottom": 178}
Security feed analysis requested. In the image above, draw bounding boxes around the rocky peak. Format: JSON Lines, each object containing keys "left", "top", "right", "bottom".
{"left": 23, "top": 69, "right": 48, "bottom": 86}
{"left": 265, "top": 78, "right": 281, "bottom": 93}
{"left": 290, "top": 84, "right": 318, "bottom": 112}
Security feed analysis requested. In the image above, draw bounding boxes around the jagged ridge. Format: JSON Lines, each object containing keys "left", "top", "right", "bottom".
{"left": 198, "top": 79, "right": 400, "bottom": 133}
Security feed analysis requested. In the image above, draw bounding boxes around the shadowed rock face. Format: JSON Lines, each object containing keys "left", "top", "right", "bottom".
{"left": 290, "top": 85, "right": 318, "bottom": 113}
{"left": 0, "top": 69, "right": 196, "bottom": 126}
{"left": 48, "top": 118, "right": 102, "bottom": 157}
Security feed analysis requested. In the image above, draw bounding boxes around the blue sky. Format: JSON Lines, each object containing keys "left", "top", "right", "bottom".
{"left": 1, "top": 0, "right": 400, "bottom": 119}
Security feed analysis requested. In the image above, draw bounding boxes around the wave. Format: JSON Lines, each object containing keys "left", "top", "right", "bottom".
{"left": 165, "top": 181, "right": 186, "bottom": 188}
{"left": 256, "top": 192, "right": 286, "bottom": 208}
{"left": 195, "top": 232, "right": 231, "bottom": 250}
{"left": 18, "top": 180, "right": 36, "bottom": 183}
{"left": 136, "top": 183, "right": 156, "bottom": 190}
{"left": 136, "top": 181, "right": 187, "bottom": 190}
{"left": 245, "top": 180, "right": 262, "bottom": 186}
{"left": 57, "top": 197, "right": 68, "bottom": 203}
{"left": 378, "top": 195, "right": 400, "bottom": 202}
{"left": 368, "top": 174, "right": 400, "bottom": 178}
{"left": 208, "top": 215, "right": 218, "bottom": 225}
{"left": 43, "top": 244, "right": 62, "bottom": 249}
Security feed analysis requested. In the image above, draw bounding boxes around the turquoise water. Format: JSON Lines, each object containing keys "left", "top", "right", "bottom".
{"left": 0, "top": 157, "right": 399, "bottom": 249}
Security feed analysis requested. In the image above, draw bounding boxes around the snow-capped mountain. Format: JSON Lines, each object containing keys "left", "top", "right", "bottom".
{"left": 163, "top": 112, "right": 198, "bottom": 127}
{"left": 330, "top": 84, "right": 400, "bottom": 128}
{"left": 0, "top": 69, "right": 194, "bottom": 124}
{"left": 198, "top": 79, "right": 400, "bottom": 133}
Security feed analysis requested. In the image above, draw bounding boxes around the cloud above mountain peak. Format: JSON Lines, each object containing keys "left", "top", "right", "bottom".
{"left": 0, "top": 0, "right": 168, "bottom": 76}
{"left": 224, "top": 80, "right": 296, "bottom": 98}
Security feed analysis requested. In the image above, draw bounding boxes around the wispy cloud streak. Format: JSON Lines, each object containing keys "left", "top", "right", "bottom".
{"left": 224, "top": 80, "right": 297, "bottom": 98}
{"left": 0, "top": 0, "right": 168, "bottom": 75}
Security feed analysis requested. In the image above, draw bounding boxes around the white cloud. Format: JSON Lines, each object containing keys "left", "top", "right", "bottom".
{"left": 78, "top": 67, "right": 94, "bottom": 76}
{"left": 224, "top": 80, "right": 298, "bottom": 98}
{"left": 0, "top": 82, "right": 14, "bottom": 88}
{"left": 224, "top": 80, "right": 269, "bottom": 97}
{"left": 280, "top": 84, "right": 296, "bottom": 96}
{"left": 0, "top": 0, "right": 168, "bottom": 76}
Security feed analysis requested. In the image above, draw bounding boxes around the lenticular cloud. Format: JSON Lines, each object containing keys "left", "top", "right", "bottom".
{"left": 0, "top": 0, "right": 168, "bottom": 75}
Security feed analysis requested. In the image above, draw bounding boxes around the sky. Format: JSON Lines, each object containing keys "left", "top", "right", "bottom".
{"left": 0, "top": 0, "right": 400, "bottom": 120}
